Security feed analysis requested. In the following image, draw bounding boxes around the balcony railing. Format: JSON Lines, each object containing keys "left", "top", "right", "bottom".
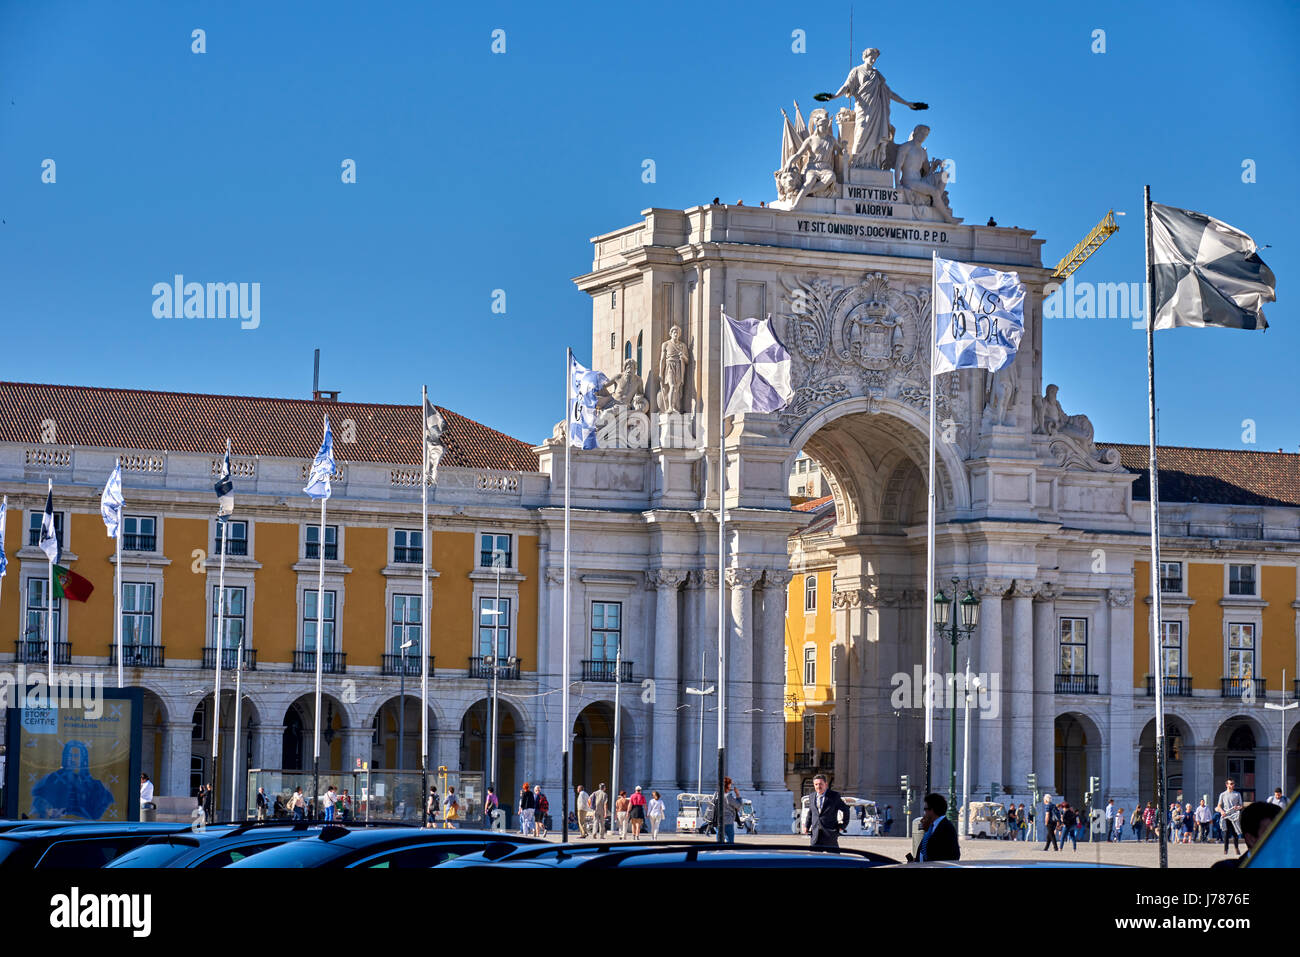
{"left": 213, "top": 538, "right": 248, "bottom": 556}
{"left": 15, "top": 641, "right": 71, "bottom": 664}
{"left": 1221, "top": 677, "right": 1266, "bottom": 699}
{"left": 122, "top": 533, "right": 156, "bottom": 552}
{"left": 108, "top": 644, "right": 165, "bottom": 668}
{"left": 819, "top": 752, "right": 835, "bottom": 770}
{"left": 203, "top": 647, "right": 257, "bottom": 670}
{"left": 479, "top": 550, "right": 513, "bottom": 569}
{"left": 1159, "top": 577, "right": 1182, "bottom": 593}
{"left": 468, "top": 656, "right": 521, "bottom": 680}
{"left": 1146, "top": 676, "right": 1192, "bottom": 697}
{"left": 382, "top": 654, "right": 435, "bottom": 676}
{"left": 294, "top": 651, "right": 347, "bottom": 674}
{"left": 392, "top": 547, "right": 423, "bottom": 565}
{"left": 305, "top": 542, "right": 338, "bottom": 560}
{"left": 1055, "top": 673, "right": 1099, "bottom": 695}
{"left": 581, "top": 659, "right": 633, "bottom": 682}
{"left": 792, "top": 751, "right": 815, "bottom": 772}
{"left": 28, "top": 530, "right": 64, "bottom": 547}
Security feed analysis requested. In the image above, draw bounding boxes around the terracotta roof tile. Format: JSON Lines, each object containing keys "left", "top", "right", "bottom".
{"left": 0, "top": 382, "right": 539, "bottom": 472}
{"left": 793, "top": 494, "right": 834, "bottom": 512}
{"left": 1099, "top": 443, "right": 1300, "bottom": 507}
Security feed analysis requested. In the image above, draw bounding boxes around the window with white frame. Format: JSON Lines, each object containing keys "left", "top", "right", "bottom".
{"left": 479, "top": 533, "right": 512, "bottom": 569}
{"left": 804, "top": 575, "right": 817, "bottom": 612}
{"left": 306, "top": 524, "right": 338, "bottom": 560}
{"left": 28, "top": 510, "right": 63, "bottom": 548}
{"left": 122, "top": 582, "right": 155, "bottom": 646}
{"left": 212, "top": 586, "right": 246, "bottom": 649}
{"left": 1228, "top": 564, "right": 1256, "bottom": 596}
{"left": 391, "top": 594, "right": 421, "bottom": 655}
{"left": 477, "top": 596, "right": 511, "bottom": 658}
{"left": 122, "top": 515, "right": 157, "bottom": 552}
{"left": 302, "top": 589, "right": 336, "bottom": 653}
{"left": 393, "top": 528, "right": 422, "bottom": 564}
{"left": 1058, "top": 618, "right": 1088, "bottom": 675}
{"left": 214, "top": 520, "right": 247, "bottom": 556}
{"left": 803, "top": 647, "right": 816, "bottom": 686}
{"left": 24, "top": 578, "right": 60, "bottom": 645}
{"left": 590, "top": 601, "right": 622, "bottom": 662}
{"left": 1159, "top": 561, "right": 1183, "bottom": 593}
{"left": 1160, "top": 621, "right": 1182, "bottom": 677}
{"left": 1227, "top": 623, "right": 1255, "bottom": 678}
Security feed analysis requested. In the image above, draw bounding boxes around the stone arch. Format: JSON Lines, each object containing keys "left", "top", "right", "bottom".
{"left": 1136, "top": 714, "right": 1195, "bottom": 804}
{"left": 187, "top": 691, "right": 263, "bottom": 820}
{"left": 571, "top": 699, "right": 642, "bottom": 800}
{"left": 281, "top": 693, "right": 350, "bottom": 774}
{"left": 368, "top": 694, "right": 439, "bottom": 772}
{"left": 1212, "top": 714, "right": 1270, "bottom": 802}
{"left": 458, "top": 697, "right": 528, "bottom": 806}
{"left": 1053, "top": 710, "right": 1104, "bottom": 803}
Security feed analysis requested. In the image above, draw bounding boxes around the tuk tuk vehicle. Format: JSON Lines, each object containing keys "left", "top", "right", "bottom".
{"left": 675, "top": 792, "right": 716, "bottom": 834}
{"left": 964, "top": 801, "right": 1009, "bottom": 838}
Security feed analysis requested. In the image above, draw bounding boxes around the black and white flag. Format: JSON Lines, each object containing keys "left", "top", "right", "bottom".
{"left": 215, "top": 439, "right": 234, "bottom": 520}
{"left": 1151, "top": 202, "right": 1275, "bottom": 331}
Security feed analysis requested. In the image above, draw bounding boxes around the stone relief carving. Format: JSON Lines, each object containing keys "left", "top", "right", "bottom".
{"left": 831, "top": 588, "right": 863, "bottom": 609}
{"left": 976, "top": 578, "right": 1011, "bottom": 598}
{"left": 1107, "top": 588, "right": 1134, "bottom": 608}
{"left": 776, "top": 270, "right": 968, "bottom": 447}
{"left": 601, "top": 359, "right": 650, "bottom": 414}
{"left": 1034, "top": 582, "right": 1061, "bottom": 602}
{"left": 894, "top": 125, "right": 959, "bottom": 224}
{"left": 656, "top": 325, "right": 692, "bottom": 413}
{"left": 647, "top": 568, "right": 689, "bottom": 589}
{"left": 778, "top": 107, "right": 842, "bottom": 208}
{"left": 1011, "top": 580, "right": 1038, "bottom": 599}
{"left": 725, "top": 567, "right": 763, "bottom": 590}
{"left": 763, "top": 569, "right": 795, "bottom": 588}
{"left": 982, "top": 363, "right": 1019, "bottom": 428}
{"left": 1032, "top": 383, "right": 1122, "bottom": 472}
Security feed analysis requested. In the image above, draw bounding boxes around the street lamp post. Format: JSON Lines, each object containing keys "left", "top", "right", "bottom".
{"left": 398, "top": 638, "right": 413, "bottom": 773}
{"left": 961, "top": 659, "right": 981, "bottom": 838}
{"left": 933, "top": 578, "right": 980, "bottom": 823}
{"left": 686, "top": 648, "right": 717, "bottom": 796}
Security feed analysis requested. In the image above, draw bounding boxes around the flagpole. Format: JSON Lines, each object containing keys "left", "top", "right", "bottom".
{"left": 925, "top": 252, "right": 937, "bottom": 801}
{"left": 1144, "top": 185, "right": 1168, "bottom": 869}
{"left": 313, "top": 478, "right": 327, "bottom": 821}
{"left": 561, "top": 348, "right": 572, "bottom": 843}
{"left": 213, "top": 498, "right": 227, "bottom": 822}
{"left": 115, "top": 458, "right": 124, "bottom": 690}
{"left": 717, "top": 304, "right": 727, "bottom": 845}
{"left": 421, "top": 386, "right": 430, "bottom": 818}
{"left": 231, "top": 637, "right": 243, "bottom": 818}
{"left": 46, "top": 479, "right": 54, "bottom": 690}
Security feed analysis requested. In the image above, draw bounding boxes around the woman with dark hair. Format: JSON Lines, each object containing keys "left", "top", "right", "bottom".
{"left": 628, "top": 785, "right": 647, "bottom": 839}
{"left": 648, "top": 791, "right": 665, "bottom": 840}
{"left": 518, "top": 782, "right": 535, "bottom": 835}
{"left": 31, "top": 740, "right": 115, "bottom": 819}
{"left": 615, "top": 790, "right": 630, "bottom": 839}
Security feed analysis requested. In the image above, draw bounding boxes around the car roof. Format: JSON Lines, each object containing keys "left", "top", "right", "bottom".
{"left": 0, "top": 822, "right": 191, "bottom": 841}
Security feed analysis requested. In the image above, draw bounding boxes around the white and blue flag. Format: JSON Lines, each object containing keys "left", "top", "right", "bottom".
{"left": 722, "top": 311, "right": 795, "bottom": 416}
{"left": 933, "top": 256, "right": 1025, "bottom": 373}
{"left": 38, "top": 482, "right": 60, "bottom": 565}
{"left": 0, "top": 495, "right": 8, "bottom": 578}
{"left": 303, "top": 416, "right": 336, "bottom": 499}
{"left": 101, "top": 463, "right": 124, "bottom": 538}
{"left": 568, "top": 355, "right": 608, "bottom": 450}
{"left": 215, "top": 440, "right": 235, "bottom": 520}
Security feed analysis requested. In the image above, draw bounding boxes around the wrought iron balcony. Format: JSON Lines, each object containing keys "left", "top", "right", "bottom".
{"left": 819, "top": 752, "right": 835, "bottom": 770}
{"left": 15, "top": 640, "right": 71, "bottom": 664}
{"left": 1159, "top": 577, "right": 1182, "bottom": 593}
{"left": 122, "top": 533, "right": 156, "bottom": 551}
{"left": 1055, "top": 673, "right": 1099, "bottom": 695}
{"left": 468, "top": 656, "right": 520, "bottom": 680}
{"left": 1221, "top": 677, "right": 1266, "bottom": 699}
{"left": 382, "top": 654, "right": 435, "bottom": 676}
{"left": 108, "top": 644, "right": 165, "bottom": 668}
{"left": 203, "top": 647, "right": 257, "bottom": 670}
{"left": 793, "top": 751, "right": 815, "bottom": 772}
{"left": 392, "top": 546, "right": 423, "bottom": 564}
{"left": 213, "top": 537, "right": 248, "bottom": 556}
{"left": 1146, "top": 676, "right": 1192, "bottom": 697}
{"left": 581, "top": 659, "right": 633, "bottom": 682}
{"left": 480, "top": 550, "right": 513, "bottom": 568}
{"left": 294, "top": 650, "right": 347, "bottom": 674}
{"left": 305, "top": 541, "right": 338, "bottom": 560}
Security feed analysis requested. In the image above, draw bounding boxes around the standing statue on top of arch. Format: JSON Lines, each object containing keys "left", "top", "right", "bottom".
{"left": 824, "top": 47, "right": 929, "bottom": 170}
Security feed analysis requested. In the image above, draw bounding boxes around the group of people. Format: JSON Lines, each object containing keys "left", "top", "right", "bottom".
{"left": 1101, "top": 782, "right": 1289, "bottom": 853}
{"left": 572, "top": 782, "right": 668, "bottom": 839}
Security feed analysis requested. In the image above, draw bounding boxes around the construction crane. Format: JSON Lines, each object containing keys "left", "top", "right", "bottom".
{"left": 1051, "top": 209, "right": 1120, "bottom": 279}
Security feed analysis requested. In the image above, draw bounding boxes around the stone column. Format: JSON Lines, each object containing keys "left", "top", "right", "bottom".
{"left": 163, "top": 721, "right": 193, "bottom": 799}
{"left": 1033, "top": 584, "right": 1059, "bottom": 790}
{"left": 539, "top": 566, "right": 565, "bottom": 795}
{"left": 1106, "top": 589, "right": 1136, "bottom": 802}
{"left": 757, "top": 570, "right": 793, "bottom": 790}
{"left": 1009, "top": 580, "right": 1036, "bottom": 794}
{"left": 649, "top": 568, "right": 688, "bottom": 790}
{"left": 434, "top": 729, "right": 461, "bottom": 777}
{"left": 831, "top": 586, "right": 864, "bottom": 792}
{"left": 683, "top": 569, "right": 719, "bottom": 793}
{"left": 976, "top": 579, "right": 1010, "bottom": 794}
{"left": 725, "top": 567, "right": 762, "bottom": 790}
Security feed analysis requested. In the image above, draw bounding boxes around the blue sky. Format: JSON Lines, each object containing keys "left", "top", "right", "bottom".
{"left": 2, "top": 0, "right": 1296, "bottom": 453}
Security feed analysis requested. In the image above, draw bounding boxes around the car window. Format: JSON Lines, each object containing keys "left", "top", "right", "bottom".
{"left": 105, "top": 842, "right": 193, "bottom": 868}
{"left": 355, "top": 843, "right": 472, "bottom": 868}
{"left": 37, "top": 837, "right": 148, "bottom": 869}
{"left": 195, "top": 842, "right": 283, "bottom": 868}
{"left": 227, "top": 839, "right": 340, "bottom": 868}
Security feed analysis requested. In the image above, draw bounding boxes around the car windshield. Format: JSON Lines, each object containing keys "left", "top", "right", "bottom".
{"left": 227, "top": 838, "right": 342, "bottom": 868}
{"left": 105, "top": 841, "right": 194, "bottom": 868}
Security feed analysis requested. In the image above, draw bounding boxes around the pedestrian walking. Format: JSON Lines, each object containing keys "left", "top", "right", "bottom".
{"left": 1017, "top": 803, "right": 1028, "bottom": 841}
{"left": 615, "top": 790, "right": 630, "bottom": 838}
{"left": 289, "top": 786, "right": 306, "bottom": 821}
{"left": 324, "top": 785, "right": 339, "bottom": 822}
{"left": 1215, "top": 779, "right": 1243, "bottom": 855}
{"left": 1179, "top": 803, "right": 1194, "bottom": 843}
{"left": 443, "top": 787, "right": 459, "bottom": 828}
{"left": 648, "top": 790, "right": 665, "bottom": 840}
{"left": 628, "top": 785, "right": 647, "bottom": 839}
{"left": 576, "top": 784, "right": 591, "bottom": 837}
{"left": 807, "top": 773, "right": 850, "bottom": 849}
{"left": 1042, "top": 796, "right": 1059, "bottom": 851}
{"left": 591, "top": 784, "right": 609, "bottom": 838}
{"left": 1005, "top": 803, "right": 1018, "bottom": 841}
{"left": 883, "top": 804, "right": 894, "bottom": 836}
{"left": 1142, "top": 802, "right": 1157, "bottom": 842}
{"left": 721, "top": 777, "right": 743, "bottom": 843}
{"left": 426, "top": 786, "right": 440, "bottom": 828}
{"left": 484, "top": 786, "right": 499, "bottom": 828}
{"left": 518, "top": 782, "right": 535, "bottom": 835}
{"left": 339, "top": 789, "right": 352, "bottom": 822}
{"left": 1113, "top": 808, "right": 1124, "bottom": 842}
{"left": 1061, "top": 803, "right": 1078, "bottom": 851}
{"left": 1104, "top": 799, "right": 1114, "bottom": 841}
{"left": 534, "top": 785, "right": 549, "bottom": 837}
{"left": 255, "top": 786, "right": 268, "bottom": 821}
{"left": 1130, "top": 805, "right": 1143, "bottom": 842}
{"left": 1193, "top": 798, "right": 1212, "bottom": 842}
{"left": 1267, "top": 787, "right": 1289, "bottom": 810}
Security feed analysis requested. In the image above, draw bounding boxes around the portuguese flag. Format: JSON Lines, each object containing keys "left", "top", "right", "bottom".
{"left": 53, "top": 564, "right": 94, "bottom": 602}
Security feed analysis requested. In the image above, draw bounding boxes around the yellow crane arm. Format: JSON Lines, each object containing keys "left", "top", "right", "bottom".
{"left": 1051, "top": 210, "right": 1120, "bottom": 280}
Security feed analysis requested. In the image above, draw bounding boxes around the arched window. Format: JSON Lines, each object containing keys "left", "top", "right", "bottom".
{"left": 636, "top": 331, "right": 643, "bottom": 376}
{"left": 624, "top": 340, "right": 632, "bottom": 365}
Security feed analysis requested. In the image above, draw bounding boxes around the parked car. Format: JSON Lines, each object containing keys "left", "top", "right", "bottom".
{"left": 105, "top": 821, "right": 334, "bottom": 868}
{"left": 0, "top": 822, "right": 194, "bottom": 869}
{"left": 438, "top": 841, "right": 899, "bottom": 869}
{"left": 227, "top": 825, "right": 544, "bottom": 868}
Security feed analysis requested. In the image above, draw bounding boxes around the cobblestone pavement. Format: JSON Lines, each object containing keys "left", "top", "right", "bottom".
{"left": 531, "top": 829, "right": 1241, "bottom": 868}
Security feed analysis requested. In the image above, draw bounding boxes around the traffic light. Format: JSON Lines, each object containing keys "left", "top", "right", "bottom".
{"left": 900, "top": 774, "right": 910, "bottom": 793}
{"left": 1089, "top": 776, "right": 1100, "bottom": 796}
{"left": 1027, "top": 772, "right": 1037, "bottom": 791}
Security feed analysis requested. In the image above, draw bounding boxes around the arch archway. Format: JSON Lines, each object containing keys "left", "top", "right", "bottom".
{"left": 370, "top": 695, "right": 437, "bottom": 771}
{"left": 190, "top": 692, "right": 261, "bottom": 820}
{"left": 460, "top": 698, "right": 523, "bottom": 804}
{"left": 1137, "top": 715, "right": 1193, "bottom": 805}
{"left": 1213, "top": 716, "right": 1266, "bottom": 802}
{"left": 1054, "top": 711, "right": 1103, "bottom": 803}
{"left": 281, "top": 694, "right": 347, "bottom": 774}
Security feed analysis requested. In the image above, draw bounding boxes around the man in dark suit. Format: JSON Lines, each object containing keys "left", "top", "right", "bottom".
{"left": 906, "top": 793, "right": 960, "bottom": 863}
{"left": 807, "top": 773, "right": 850, "bottom": 848}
